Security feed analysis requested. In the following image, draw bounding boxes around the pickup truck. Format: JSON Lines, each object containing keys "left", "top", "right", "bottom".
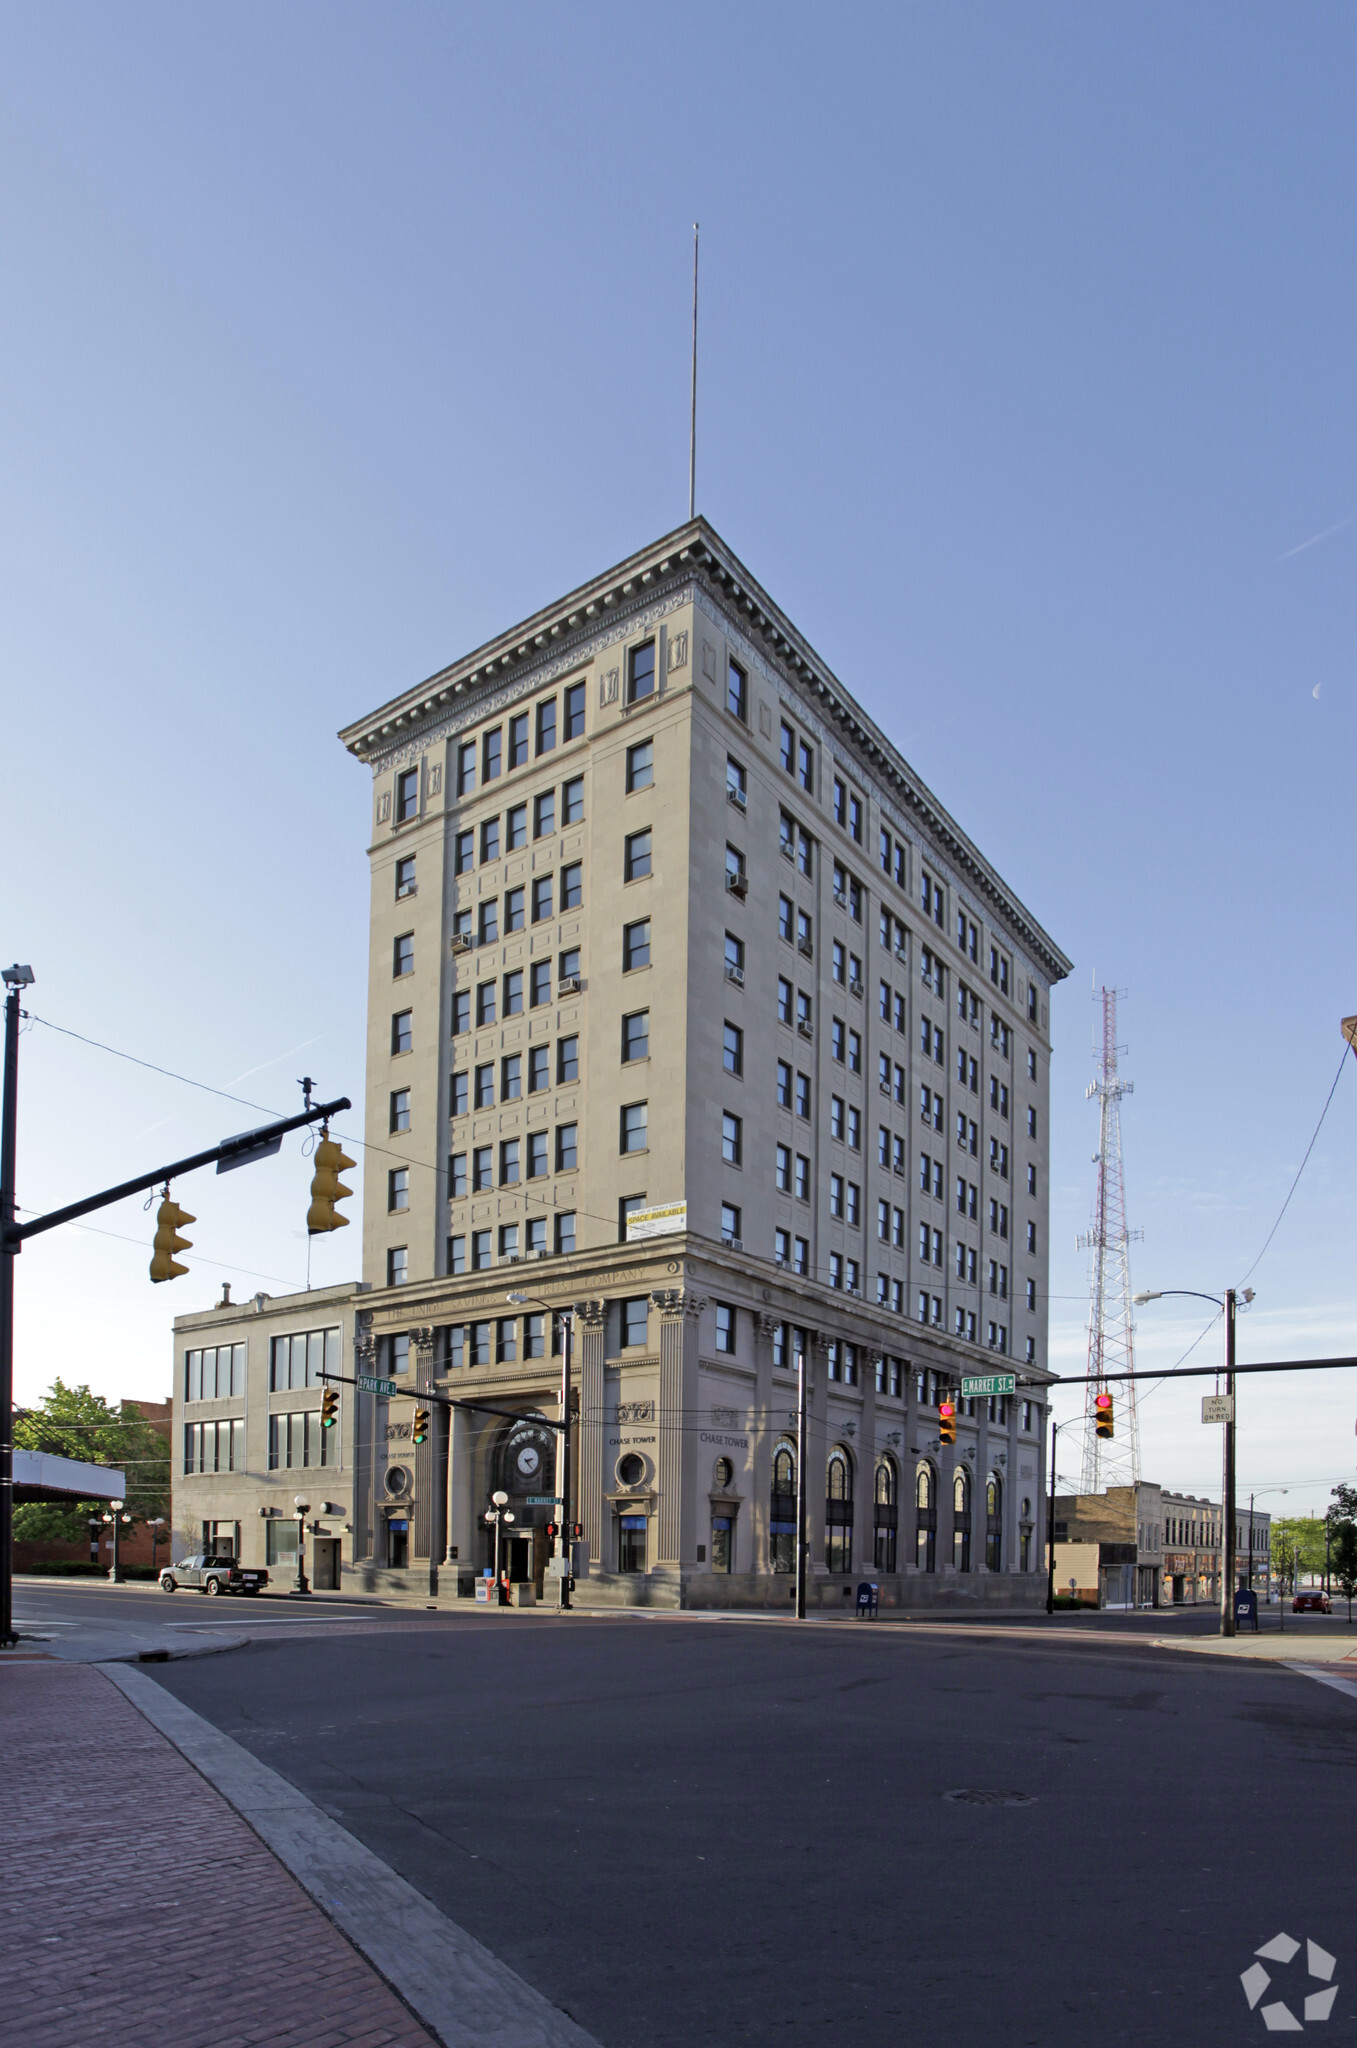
{"left": 158, "top": 1555, "right": 269, "bottom": 1596}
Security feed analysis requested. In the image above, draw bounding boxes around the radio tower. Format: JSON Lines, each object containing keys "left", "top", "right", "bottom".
{"left": 1077, "top": 987, "right": 1142, "bottom": 1493}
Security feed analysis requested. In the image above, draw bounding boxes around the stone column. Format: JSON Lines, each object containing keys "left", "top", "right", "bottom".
{"left": 806, "top": 1331, "right": 829, "bottom": 1579}
{"left": 352, "top": 1312, "right": 376, "bottom": 1566}
{"left": 857, "top": 1354, "right": 880, "bottom": 1577}
{"left": 1004, "top": 1396, "right": 1021, "bottom": 1574}
{"left": 751, "top": 1316, "right": 780, "bottom": 1578}
{"left": 974, "top": 1400, "right": 990, "bottom": 1576}
{"left": 575, "top": 1299, "right": 607, "bottom": 1573}
{"left": 651, "top": 1289, "right": 704, "bottom": 1571}
{"left": 447, "top": 1400, "right": 474, "bottom": 1576}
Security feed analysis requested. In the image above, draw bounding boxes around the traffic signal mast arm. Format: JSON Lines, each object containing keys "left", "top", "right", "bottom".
{"left": 317, "top": 1368, "right": 566, "bottom": 1432}
{"left": 1035, "top": 1355, "right": 1357, "bottom": 1384}
{"left": 1, "top": 1096, "right": 351, "bottom": 1250}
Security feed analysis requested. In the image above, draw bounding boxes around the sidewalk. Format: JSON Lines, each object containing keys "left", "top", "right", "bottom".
{"left": 0, "top": 1658, "right": 437, "bottom": 2048}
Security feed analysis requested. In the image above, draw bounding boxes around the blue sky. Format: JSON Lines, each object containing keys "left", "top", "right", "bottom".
{"left": 3, "top": 4, "right": 1354, "bottom": 1517}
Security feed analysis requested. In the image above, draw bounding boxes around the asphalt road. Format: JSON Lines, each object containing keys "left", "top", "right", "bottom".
{"left": 149, "top": 1614, "right": 1357, "bottom": 2047}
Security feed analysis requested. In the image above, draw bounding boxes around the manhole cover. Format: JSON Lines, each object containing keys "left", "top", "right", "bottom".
{"left": 943, "top": 1788, "right": 1036, "bottom": 1807}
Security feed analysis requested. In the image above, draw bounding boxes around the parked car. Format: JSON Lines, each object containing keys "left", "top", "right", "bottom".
{"left": 1292, "top": 1590, "right": 1331, "bottom": 1614}
{"left": 159, "top": 1555, "right": 269, "bottom": 1596}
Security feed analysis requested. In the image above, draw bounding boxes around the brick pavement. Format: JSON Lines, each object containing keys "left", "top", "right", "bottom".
{"left": 0, "top": 1660, "right": 437, "bottom": 2048}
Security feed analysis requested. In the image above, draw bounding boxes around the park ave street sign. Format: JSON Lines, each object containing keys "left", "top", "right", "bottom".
{"left": 357, "top": 1373, "right": 401, "bottom": 1397}
{"left": 960, "top": 1372, "right": 1016, "bottom": 1399}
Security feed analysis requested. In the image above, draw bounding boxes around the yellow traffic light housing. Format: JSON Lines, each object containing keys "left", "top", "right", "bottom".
{"left": 412, "top": 1405, "right": 431, "bottom": 1445}
{"left": 938, "top": 1399, "right": 957, "bottom": 1447}
{"left": 150, "top": 1193, "right": 194, "bottom": 1283}
{"left": 307, "top": 1127, "right": 355, "bottom": 1235}
{"left": 1095, "top": 1392, "right": 1114, "bottom": 1439}
{"left": 320, "top": 1387, "right": 339, "bottom": 1430}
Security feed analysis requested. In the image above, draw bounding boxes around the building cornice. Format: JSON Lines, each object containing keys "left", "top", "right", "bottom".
{"left": 338, "top": 518, "right": 1073, "bottom": 984}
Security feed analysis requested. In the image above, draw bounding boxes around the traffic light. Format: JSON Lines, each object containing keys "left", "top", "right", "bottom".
{"left": 307, "top": 1127, "right": 355, "bottom": 1234}
{"left": 320, "top": 1387, "right": 339, "bottom": 1430}
{"left": 1095, "top": 1392, "right": 1114, "bottom": 1439}
{"left": 412, "top": 1405, "right": 430, "bottom": 1445}
{"left": 545, "top": 1521, "right": 559, "bottom": 1542}
{"left": 938, "top": 1399, "right": 957, "bottom": 1446}
{"left": 150, "top": 1195, "right": 194, "bottom": 1283}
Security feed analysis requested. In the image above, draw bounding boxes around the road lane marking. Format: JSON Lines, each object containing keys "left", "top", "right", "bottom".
{"left": 1285, "top": 1662, "right": 1357, "bottom": 1703}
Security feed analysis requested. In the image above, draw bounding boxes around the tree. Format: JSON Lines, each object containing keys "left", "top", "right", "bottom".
{"left": 1330, "top": 1521, "right": 1357, "bottom": 1625}
{"left": 13, "top": 1380, "right": 170, "bottom": 1544}
{"left": 1270, "top": 1518, "right": 1327, "bottom": 1593}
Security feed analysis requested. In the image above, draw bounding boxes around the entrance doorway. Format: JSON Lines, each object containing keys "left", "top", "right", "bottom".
{"left": 386, "top": 1518, "right": 409, "bottom": 1569}
{"left": 618, "top": 1514, "right": 647, "bottom": 1572}
{"left": 311, "top": 1537, "right": 340, "bottom": 1591}
{"left": 710, "top": 1515, "right": 733, "bottom": 1572}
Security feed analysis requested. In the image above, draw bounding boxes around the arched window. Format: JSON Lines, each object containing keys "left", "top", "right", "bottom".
{"left": 825, "top": 1449, "right": 854, "bottom": 1575}
{"left": 770, "top": 1441, "right": 796, "bottom": 1574}
{"left": 915, "top": 1460, "right": 937, "bottom": 1572}
{"left": 874, "top": 1456, "right": 899, "bottom": 1572}
{"left": 953, "top": 1466, "right": 972, "bottom": 1573}
{"left": 986, "top": 1471, "right": 1003, "bottom": 1573}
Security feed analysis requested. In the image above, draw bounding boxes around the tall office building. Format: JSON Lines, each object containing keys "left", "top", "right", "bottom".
{"left": 335, "top": 519, "right": 1071, "bottom": 1606}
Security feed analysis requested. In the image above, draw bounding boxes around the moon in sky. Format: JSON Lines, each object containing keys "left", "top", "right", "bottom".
{"left": 1313, "top": 682, "right": 1322, "bottom": 699}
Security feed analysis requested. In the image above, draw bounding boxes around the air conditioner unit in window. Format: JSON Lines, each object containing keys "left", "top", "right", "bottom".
{"left": 727, "top": 786, "right": 747, "bottom": 810}
{"left": 796, "top": 1020, "right": 813, "bottom": 1040}
{"left": 833, "top": 889, "right": 848, "bottom": 908}
{"left": 725, "top": 963, "right": 745, "bottom": 986}
{"left": 725, "top": 871, "right": 748, "bottom": 898}
{"left": 557, "top": 975, "right": 581, "bottom": 995}
{"left": 722, "top": 1236, "right": 744, "bottom": 1253}
{"left": 779, "top": 841, "right": 795, "bottom": 862}
{"left": 797, "top": 938, "right": 814, "bottom": 958}
{"left": 879, "top": 1081, "right": 892, "bottom": 1097}
{"left": 894, "top": 944, "right": 908, "bottom": 961}
{"left": 451, "top": 933, "right": 474, "bottom": 953}
{"left": 775, "top": 1254, "right": 787, "bottom": 1267}
{"left": 534, "top": 1249, "right": 550, "bottom": 1260}
{"left": 848, "top": 977, "right": 864, "bottom": 997}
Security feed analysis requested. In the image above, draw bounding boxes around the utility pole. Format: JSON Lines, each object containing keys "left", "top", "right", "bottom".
{"left": 1046, "top": 1413, "right": 1063, "bottom": 1614}
{"left": 1221, "top": 1286, "right": 1238, "bottom": 1638}
{"left": 0, "top": 965, "right": 34, "bottom": 1651}
{"left": 795, "top": 1333, "right": 808, "bottom": 1621}
{"left": 557, "top": 1308, "right": 575, "bottom": 1611}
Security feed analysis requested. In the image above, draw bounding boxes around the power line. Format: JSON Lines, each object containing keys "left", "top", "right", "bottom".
{"left": 1241, "top": 1042, "right": 1353, "bottom": 1285}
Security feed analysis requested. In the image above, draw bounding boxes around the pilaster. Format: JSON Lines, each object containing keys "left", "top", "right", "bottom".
{"left": 751, "top": 1315, "right": 779, "bottom": 1576}
{"left": 412, "top": 1325, "right": 435, "bottom": 1560}
{"left": 857, "top": 1356, "right": 880, "bottom": 1576}
{"left": 806, "top": 1331, "right": 828, "bottom": 1574}
{"left": 353, "top": 1311, "right": 376, "bottom": 1565}
{"left": 575, "top": 1299, "right": 607, "bottom": 1570}
{"left": 651, "top": 1289, "right": 704, "bottom": 1568}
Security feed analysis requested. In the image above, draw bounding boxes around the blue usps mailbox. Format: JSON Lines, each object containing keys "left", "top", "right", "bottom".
{"left": 1234, "top": 1587, "right": 1259, "bottom": 1631}
{"left": 856, "top": 1581, "right": 879, "bottom": 1618}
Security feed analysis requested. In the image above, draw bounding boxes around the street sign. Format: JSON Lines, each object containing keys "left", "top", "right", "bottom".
{"left": 960, "top": 1372, "right": 1016, "bottom": 1399}
{"left": 357, "top": 1373, "right": 401, "bottom": 1397}
{"left": 526, "top": 1495, "right": 564, "bottom": 1506}
{"left": 1201, "top": 1395, "right": 1234, "bottom": 1423}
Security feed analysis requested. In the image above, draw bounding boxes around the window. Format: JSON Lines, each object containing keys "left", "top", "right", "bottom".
{"left": 796, "top": 910, "right": 813, "bottom": 957}
{"left": 395, "top": 767, "right": 419, "bottom": 823}
{"left": 528, "top": 960, "right": 551, "bottom": 1008}
{"left": 848, "top": 793, "right": 862, "bottom": 842}
{"left": 622, "top": 1011, "right": 649, "bottom": 1062}
{"left": 618, "top": 1195, "right": 647, "bottom": 1243}
{"left": 564, "top": 680, "right": 586, "bottom": 740}
{"left": 714, "top": 1300, "right": 738, "bottom": 1357}
{"left": 795, "top": 1072, "right": 812, "bottom": 1120}
{"left": 776, "top": 1059, "right": 793, "bottom": 1110}
{"left": 473, "top": 1143, "right": 494, "bottom": 1190}
{"left": 391, "top": 1010, "right": 412, "bottom": 1056}
{"left": 532, "top": 697, "right": 557, "bottom": 757}
{"left": 388, "top": 1167, "right": 408, "bottom": 1213}
{"left": 449, "top": 1070, "right": 468, "bottom": 1116}
{"left": 448, "top": 1151, "right": 467, "bottom": 1198}
{"left": 794, "top": 1154, "right": 811, "bottom": 1202}
{"left": 627, "top": 739, "right": 653, "bottom": 792}
{"left": 718, "top": 1202, "right": 742, "bottom": 1249}
{"left": 556, "top": 1211, "right": 577, "bottom": 1254}
{"left": 556, "top": 1124, "right": 578, "bottom": 1171}
{"left": 500, "top": 1139, "right": 520, "bottom": 1186}
{"left": 390, "top": 1089, "right": 410, "bottom": 1133}
{"left": 1026, "top": 1278, "right": 1037, "bottom": 1312}
{"left": 1027, "top": 1162, "right": 1037, "bottom": 1196}
{"left": 387, "top": 1246, "right": 408, "bottom": 1286}
{"left": 847, "top": 1030, "right": 861, "bottom": 1074}
{"left": 725, "top": 843, "right": 746, "bottom": 895}
{"left": 831, "top": 1017, "right": 845, "bottom": 1063}
{"left": 796, "top": 989, "right": 813, "bottom": 1035}
{"left": 722, "top": 1111, "right": 743, "bottom": 1166}
{"left": 481, "top": 727, "right": 502, "bottom": 784}
{"left": 534, "top": 790, "right": 556, "bottom": 840}
{"left": 833, "top": 777, "right": 847, "bottom": 828}
{"left": 628, "top": 640, "right": 656, "bottom": 703}
{"left": 775, "top": 1143, "right": 792, "bottom": 1192}
{"left": 775, "top": 1226, "right": 791, "bottom": 1265}
{"left": 779, "top": 895, "right": 794, "bottom": 944}
{"left": 456, "top": 741, "right": 476, "bottom": 797}
{"left": 619, "top": 918, "right": 650, "bottom": 973}
{"left": 831, "top": 1094, "right": 845, "bottom": 1141}
{"left": 723, "top": 931, "right": 743, "bottom": 983}
{"left": 777, "top": 977, "right": 793, "bottom": 1026}
{"left": 562, "top": 774, "right": 585, "bottom": 824}
{"left": 474, "top": 1063, "right": 495, "bottom": 1110}
{"left": 726, "top": 756, "right": 747, "bottom": 806}
{"left": 467, "top": 1317, "right": 490, "bottom": 1363}
{"left": 921, "top": 870, "right": 944, "bottom": 927}
{"left": 506, "top": 804, "right": 528, "bottom": 853}
{"left": 723, "top": 1021, "right": 743, "bottom": 1075}
{"left": 1027, "top": 1106, "right": 1037, "bottom": 1138}
{"left": 470, "top": 1229, "right": 491, "bottom": 1272}
{"left": 507, "top": 712, "right": 529, "bottom": 771}
{"left": 501, "top": 969, "right": 523, "bottom": 1018}
{"left": 793, "top": 1235, "right": 809, "bottom": 1274}
{"left": 957, "top": 911, "right": 978, "bottom": 962}
{"left": 480, "top": 818, "right": 501, "bottom": 868}
{"left": 779, "top": 720, "right": 795, "bottom": 773}
{"left": 990, "top": 945, "right": 1010, "bottom": 996}
{"left": 447, "top": 1233, "right": 466, "bottom": 1274}
{"left": 621, "top": 1102, "right": 648, "bottom": 1154}
{"left": 503, "top": 884, "right": 527, "bottom": 935}
{"left": 393, "top": 933, "right": 414, "bottom": 979}
{"left": 829, "top": 1252, "right": 844, "bottom": 1290}
{"left": 561, "top": 861, "right": 583, "bottom": 909}
{"left": 1029, "top": 982, "right": 1039, "bottom": 1022}
{"left": 528, "top": 875, "right": 553, "bottom": 925}
{"left": 527, "top": 1131, "right": 549, "bottom": 1179}
{"left": 798, "top": 738, "right": 814, "bottom": 793}
{"left": 830, "top": 1173, "right": 844, "bottom": 1219}
{"left": 624, "top": 831, "right": 651, "bottom": 882}
{"left": 557, "top": 1035, "right": 580, "bottom": 1083}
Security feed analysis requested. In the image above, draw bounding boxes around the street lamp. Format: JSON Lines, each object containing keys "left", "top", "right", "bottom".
{"left": 104, "top": 1498, "right": 131, "bottom": 1584}
{"left": 483, "top": 1489, "right": 514, "bottom": 1606}
{"left": 506, "top": 1290, "right": 575, "bottom": 1610}
{"left": 291, "top": 1495, "right": 311, "bottom": 1598}
{"left": 147, "top": 1516, "right": 166, "bottom": 1577}
{"left": 1134, "top": 1286, "right": 1254, "bottom": 1636}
